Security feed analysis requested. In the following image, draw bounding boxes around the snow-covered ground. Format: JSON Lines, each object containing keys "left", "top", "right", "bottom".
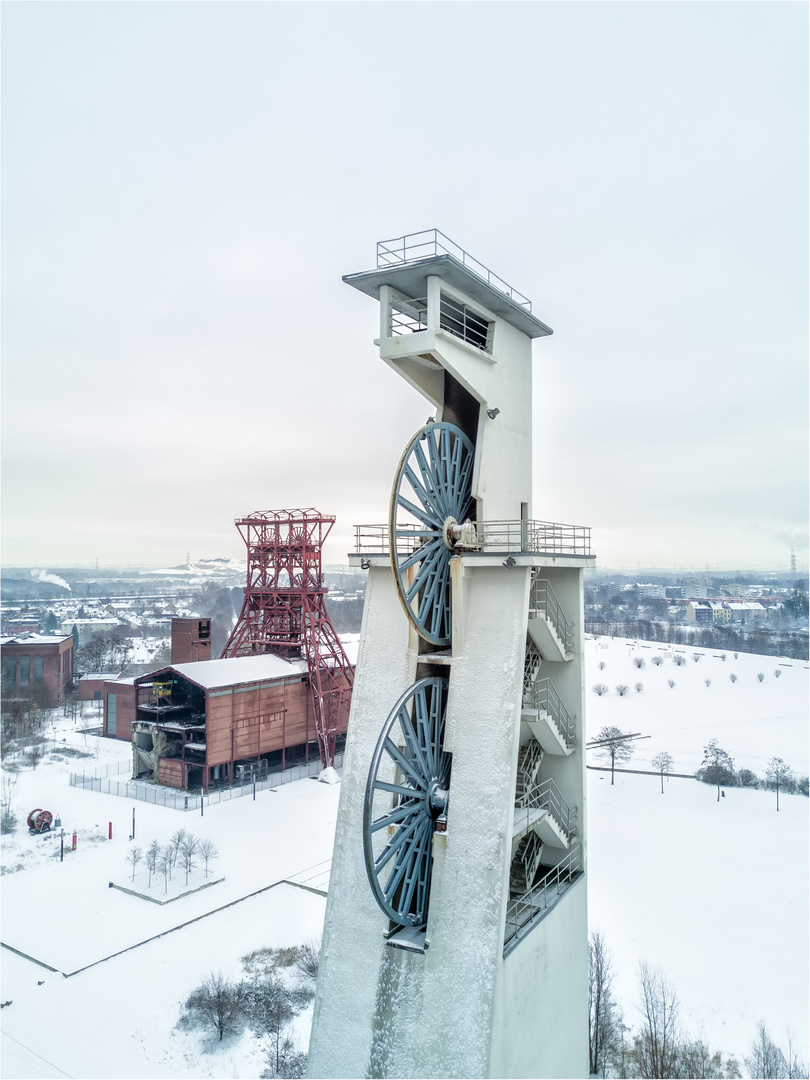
{"left": 0, "top": 638, "right": 807, "bottom": 1078}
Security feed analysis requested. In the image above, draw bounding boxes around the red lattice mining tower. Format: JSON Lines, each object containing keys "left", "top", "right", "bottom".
{"left": 221, "top": 508, "right": 354, "bottom": 769}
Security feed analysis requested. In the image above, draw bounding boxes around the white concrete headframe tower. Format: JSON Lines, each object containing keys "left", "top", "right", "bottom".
{"left": 307, "top": 231, "right": 595, "bottom": 1079}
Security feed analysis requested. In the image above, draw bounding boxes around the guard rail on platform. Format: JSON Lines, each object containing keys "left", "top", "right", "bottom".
{"left": 353, "top": 520, "right": 592, "bottom": 560}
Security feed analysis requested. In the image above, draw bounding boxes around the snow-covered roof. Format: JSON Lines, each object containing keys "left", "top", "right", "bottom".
{"left": 1, "top": 633, "right": 73, "bottom": 646}
{"left": 160, "top": 653, "right": 310, "bottom": 690}
{"left": 80, "top": 673, "right": 121, "bottom": 681}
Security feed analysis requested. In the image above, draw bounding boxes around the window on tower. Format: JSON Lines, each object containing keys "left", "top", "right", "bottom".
{"left": 439, "top": 293, "right": 492, "bottom": 352}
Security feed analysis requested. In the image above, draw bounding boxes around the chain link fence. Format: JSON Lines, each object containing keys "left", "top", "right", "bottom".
{"left": 69, "top": 752, "right": 344, "bottom": 812}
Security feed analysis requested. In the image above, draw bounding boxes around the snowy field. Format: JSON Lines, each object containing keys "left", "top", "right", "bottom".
{"left": 0, "top": 637, "right": 807, "bottom": 1078}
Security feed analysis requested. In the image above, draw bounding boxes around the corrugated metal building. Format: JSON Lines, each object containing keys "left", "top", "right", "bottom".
{"left": 103, "top": 653, "right": 348, "bottom": 791}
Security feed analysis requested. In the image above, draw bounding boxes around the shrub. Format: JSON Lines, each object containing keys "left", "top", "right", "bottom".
{"left": 757, "top": 672, "right": 765, "bottom": 682}
{"left": 774, "top": 669, "right": 782, "bottom": 679}
{"left": 0, "top": 809, "right": 18, "bottom": 834}
{"left": 634, "top": 683, "right": 643, "bottom": 693}
{"left": 737, "top": 768, "right": 759, "bottom": 788}
{"left": 615, "top": 685, "right": 629, "bottom": 697}
{"left": 632, "top": 657, "right": 645, "bottom": 669}
{"left": 598, "top": 661, "right": 606, "bottom": 670}
{"left": 798, "top": 777, "right": 809, "bottom": 796}
{"left": 729, "top": 674, "right": 738, "bottom": 684}
{"left": 651, "top": 656, "right": 664, "bottom": 666}
{"left": 705, "top": 679, "right": 712, "bottom": 687}
{"left": 592, "top": 684, "right": 609, "bottom": 697}
{"left": 668, "top": 680, "right": 675, "bottom": 689}
{"left": 673, "top": 654, "right": 686, "bottom": 667}
{"left": 692, "top": 653, "right": 702, "bottom": 662}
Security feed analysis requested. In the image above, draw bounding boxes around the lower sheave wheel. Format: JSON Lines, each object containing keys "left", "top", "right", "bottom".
{"left": 362, "top": 677, "right": 451, "bottom": 929}
{"left": 389, "top": 422, "right": 475, "bottom": 648}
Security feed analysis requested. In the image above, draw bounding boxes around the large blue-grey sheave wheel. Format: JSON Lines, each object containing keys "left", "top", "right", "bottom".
{"left": 389, "top": 422, "right": 475, "bottom": 647}
{"left": 362, "top": 676, "right": 451, "bottom": 929}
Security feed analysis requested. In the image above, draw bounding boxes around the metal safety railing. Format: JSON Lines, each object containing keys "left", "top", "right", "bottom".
{"left": 530, "top": 577, "right": 574, "bottom": 652}
{"left": 376, "top": 229, "right": 533, "bottom": 311}
{"left": 504, "top": 845, "right": 583, "bottom": 954}
{"left": 523, "top": 677, "right": 576, "bottom": 749}
{"left": 353, "top": 520, "right": 592, "bottom": 559}
{"left": 69, "top": 752, "right": 344, "bottom": 812}
{"left": 390, "top": 295, "right": 428, "bottom": 337}
{"left": 514, "top": 775, "right": 577, "bottom": 842}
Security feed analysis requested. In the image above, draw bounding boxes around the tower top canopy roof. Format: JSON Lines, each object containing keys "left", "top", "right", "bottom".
{"left": 343, "top": 229, "right": 553, "bottom": 339}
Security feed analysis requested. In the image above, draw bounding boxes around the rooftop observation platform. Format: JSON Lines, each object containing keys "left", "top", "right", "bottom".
{"left": 343, "top": 229, "right": 553, "bottom": 340}
{"left": 348, "top": 519, "right": 595, "bottom": 570}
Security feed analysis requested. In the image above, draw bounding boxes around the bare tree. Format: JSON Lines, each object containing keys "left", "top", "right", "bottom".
{"left": 589, "top": 931, "right": 618, "bottom": 1077}
{"left": 169, "top": 828, "right": 187, "bottom": 868}
{"left": 651, "top": 751, "right": 674, "bottom": 794}
{"left": 180, "top": 834, "right": 198, "bottom": 885}
{"left": 633, "top": 963, "right": 680, "bottom": 1079}
{"left": 700, "top": 739, "right": 735, "bottom": 802}
{"left": 146, "top": 839, "right": 161, "bottom": 887}
{"left": 157, "top": 845, "right": 172, "bottom": 894}
{"left": 198, "top": 837, "right": 219, "bottom": 877}
{"left": 744, "top": 1022, "right": 797, "bottom": 1079}
{"left": 595, "top": 726, "right": 635, "bottom": 785}
{"left": 184, "top": 972, "right": 248, "bottom": 1042}
{"left": 1, "top": 766, "right": 20, "bottom": 832}
{"left": 126, "top": 845, "right": 142, "bottom": 883}
{"left": 765, "top": 758, "right": 794, "bottom": 812}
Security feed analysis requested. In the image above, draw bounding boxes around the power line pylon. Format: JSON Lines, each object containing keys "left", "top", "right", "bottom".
{"left": 221, "top": 508, "right": 353, "bottom": 768}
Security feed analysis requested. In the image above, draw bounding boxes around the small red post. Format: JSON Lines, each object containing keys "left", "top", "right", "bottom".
{"left": 108, "top": 822, "right": 112, "bottom": 840}
{"left": 72, "top": 831, "right": 77, "bottom": 851}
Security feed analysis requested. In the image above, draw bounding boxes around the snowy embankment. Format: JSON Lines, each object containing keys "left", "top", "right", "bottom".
{"left": 0, "top": 639, "right": 807, "bottom": 1078}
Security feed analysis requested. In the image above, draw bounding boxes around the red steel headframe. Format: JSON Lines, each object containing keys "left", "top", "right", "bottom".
{"left": 221, "top": 508, "right": 354, "bottom": 769}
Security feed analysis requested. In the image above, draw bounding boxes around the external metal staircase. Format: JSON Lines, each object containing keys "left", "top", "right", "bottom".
{"left": 522, "top": 677, "right": 576, "bottom": 755}
{"left": 527, "top": 576, "right": 574, "bottom": 663}
{"left": 515, "top": 739, "right": 544, "bottom": 807}
{"left": 510, "top": 831, "right": 544, "bottom": 895}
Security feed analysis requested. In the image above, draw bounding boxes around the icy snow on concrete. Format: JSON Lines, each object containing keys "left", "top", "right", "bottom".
{"left": 0, "top": 637, "right": 806, "bottom": 1077}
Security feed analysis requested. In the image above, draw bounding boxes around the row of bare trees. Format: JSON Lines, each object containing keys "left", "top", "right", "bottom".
{"left": 591, "top": 728, "right": 808, "bottom": 805}
{"left": 125, "top": 829, "right": 218, "bottom": 891}
{"left": 589, "top": 932, "right": 807, "bottom": 1078}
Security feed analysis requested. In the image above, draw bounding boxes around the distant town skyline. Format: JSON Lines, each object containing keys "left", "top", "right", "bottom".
{"left": 2, "top": 3, "right": 807, "bottom": 574}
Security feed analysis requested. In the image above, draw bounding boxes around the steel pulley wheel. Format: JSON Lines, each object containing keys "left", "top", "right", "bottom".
{"left": 389, "top": 422, "right": 475, "bottom": 647}
{"left": 362, "top": 677, "right": 451, "bottom": 929}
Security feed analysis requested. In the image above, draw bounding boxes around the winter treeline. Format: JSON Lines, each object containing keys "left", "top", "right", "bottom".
{"left": 589, "top": 932, "right": 807, "bottom": 1079}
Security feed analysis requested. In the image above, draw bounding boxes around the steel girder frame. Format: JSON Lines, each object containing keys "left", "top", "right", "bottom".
{"left": 221, "top": 509, "right": 354, "bottom": 768}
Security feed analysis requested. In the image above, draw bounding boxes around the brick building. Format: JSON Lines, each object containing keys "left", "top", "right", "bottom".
{"left": 0, "top": 633, "right": 74, "bottom": 706}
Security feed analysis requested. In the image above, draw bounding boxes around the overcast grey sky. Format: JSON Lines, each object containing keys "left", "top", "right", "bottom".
{"left": 2, "top": 1, "right": 807, "bottom": 573}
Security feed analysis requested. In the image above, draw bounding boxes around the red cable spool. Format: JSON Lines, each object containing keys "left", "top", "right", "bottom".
{"left": 27, "top": 809, "right": 54, "bottom": 833}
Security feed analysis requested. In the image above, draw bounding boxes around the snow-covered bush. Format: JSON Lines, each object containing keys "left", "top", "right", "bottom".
{"left": 651, "top": 656, "right": 664, "bottom": 666}
{"left": 757, "top": 672, "right": 765, "bottom": 682}
{"left": 632, "top": 657, "right": 645, "bottom": 669}
{"left": 592, "top": 683, "right": 609, "bottom": 696}
{"left": 615, "top": 684, "right": 629, "bottom": 697}
{"left": 634, "top": 683, "right": 643, "bottom": 693}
